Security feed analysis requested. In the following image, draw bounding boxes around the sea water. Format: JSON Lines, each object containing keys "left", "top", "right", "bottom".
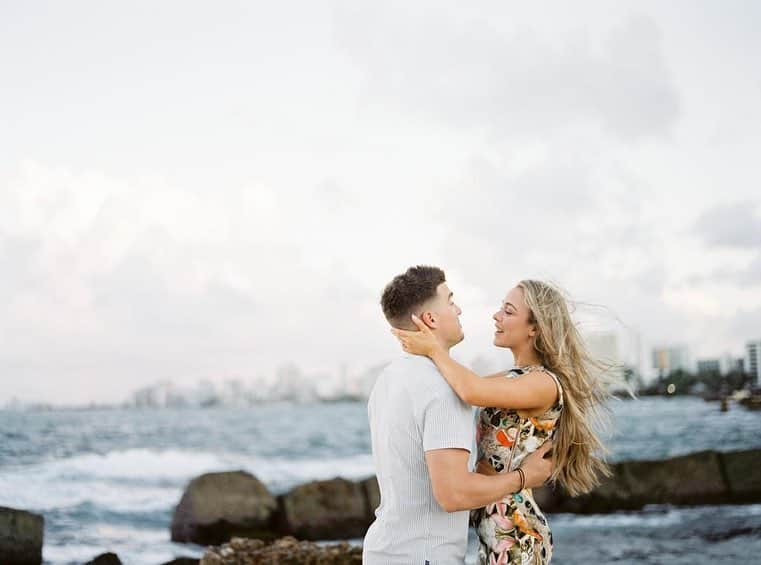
{"left": 1, "top": 397, "right": 760, "bottom": 564}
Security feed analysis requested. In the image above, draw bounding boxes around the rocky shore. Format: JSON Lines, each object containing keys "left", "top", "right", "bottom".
{"left": 2, "top": 448, "right": 760, "bottom": 564}
{"left": 533, "top": 447, "right": 761, "bottom": 513}
{"left": 200, "top": 536, "right": 361, "bottom": 564}
{"left": 170, "top": 447, "right": 761, "bottom": 546}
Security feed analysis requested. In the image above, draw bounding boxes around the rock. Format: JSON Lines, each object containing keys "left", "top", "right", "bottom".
{"left": 721, "top": 449, "right": 761, "bottom": 502}
{"left": 620, "top": 450, "right": 728, "bottom": 507}
{"left": 541, "top": 449, "right": 733, "bottom": 514}
{"left": 530, "top": 484, "right": 564, "bottom": 512}
{"left": 552, "top": 461, "right": 637, "bottom": 514}
{"left": 161, "top": 559, "right": 201, "bottom": 565}
{"left": 200, "top": 536, "right": 362, "bottom": 565}
{"left": 84, "top": 553, "right": 122, "bottom": 565}
{"left": 0, "top": 506, "right": 44, "bottom": 565}
{"left": 171, "top": 471, "right": 278, "bottom": 545}
{"left": 360, "top": 476, "right": 380, "bottom": 520}
{"left": 278, "top": 478, "right": 370, "bottom": 540}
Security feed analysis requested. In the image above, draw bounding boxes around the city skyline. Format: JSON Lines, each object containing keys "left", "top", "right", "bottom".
{"left": 5, "top": 329, "right": 759, "bottom": 408}
{"left": 1, "top": 1, "right": 760, "bottom": 404}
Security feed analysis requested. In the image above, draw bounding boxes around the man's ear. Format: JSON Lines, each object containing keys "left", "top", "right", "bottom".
{"left": 419, "top": 311, "right": 436, "bottom": 328}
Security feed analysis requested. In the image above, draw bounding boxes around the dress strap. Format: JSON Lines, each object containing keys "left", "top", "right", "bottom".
{"left": 540, "top": 368, "right": 564, "bottom": 408}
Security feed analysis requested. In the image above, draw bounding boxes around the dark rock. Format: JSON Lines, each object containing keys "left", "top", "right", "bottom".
{"left": 84, "top": 553, "right": 122, "bottom": 565}
{"left": 278, "top": 478, "right": 370, "bottom": 540}
{"left": 0, "top": 506, "right": 43, "bottom": 565}
{"left": 200, "top": 536, "right": 362, "bottom": 565}
{"left": 533, "top": 464, "right": 634, "bottom": 514}
{"left": 161, "top": 559, "right": 201, "bottom": 565}
{"left": 531, "top": 484, "right": 564, "bottom": 512}
{"left": 621, "top": 450, "right": 728, "bottom": 507}
{"left": 171, "top": 471, "right": 278, "bottom": 545}
{"left": 542, "top": 450, "right": 733, "bottom": 514}
{"left": 360, "top": 476, "right": 380, "bottom": 520}
{"left": 721, "top": 449, "right": 761, "bottom": 502}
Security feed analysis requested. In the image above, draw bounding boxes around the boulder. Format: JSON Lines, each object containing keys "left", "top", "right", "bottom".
{"left": 160, "top": 559, "right": 201, "bottom": 565}
{"left": 531, "top": 484, "right": 565, "bottom": 513}
{"left": 278, "top": 478, "right": 370, "bottom": 540}
{"left": 555, "top": 461, "right": 639, "bottom": 514}
{"left": 360, "top": 476, "right": 380, "bottom": 520}
{"left": 720, "top": 449, "right": 761, "bottom": 502}
{"left": 84, "top": 553, "right": 122, "bottom": 565}
{"left": 200, "top": 536, "right": 362, "bottom": 565}
{"left": 540, "top": 449, "right": 734, "bottom": 514}
{"left": 171, "top": 471, "right": 278, "bottom": 545}
{"left": 0, "top": 506, "right": 43, "bottom": 565}
{"left": 619, "top": 449, "right": 728, "bottom": 507}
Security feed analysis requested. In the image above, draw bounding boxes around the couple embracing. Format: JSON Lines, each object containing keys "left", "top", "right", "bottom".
{"left": 363, "top": 266, "right": 611, "bottom": 565}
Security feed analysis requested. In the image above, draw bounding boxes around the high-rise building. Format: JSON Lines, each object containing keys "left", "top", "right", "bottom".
{"left": 585, "top": 329, "right": 643, "bottom": 390}
{"left": 652, "top": 345, "right": 691, "bottom": 377}
{"left": 697, "top": 353, "right": 742, "bottom": 376}
{"left": 746, "top": 340, "right": 761, "bottom": 387}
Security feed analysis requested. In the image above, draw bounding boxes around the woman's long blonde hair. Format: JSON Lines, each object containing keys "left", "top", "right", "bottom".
{"left": 518, "top": 279, "right": 615, "bottom": 496}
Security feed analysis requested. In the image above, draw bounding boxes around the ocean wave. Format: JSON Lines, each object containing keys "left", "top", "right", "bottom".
{"left": 0, "top": 448, "right": 375, "bottom": 512}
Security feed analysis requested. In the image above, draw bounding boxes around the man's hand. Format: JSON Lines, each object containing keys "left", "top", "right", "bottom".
{"left": 519, "top": 440, "right": 553, "bottom": 488}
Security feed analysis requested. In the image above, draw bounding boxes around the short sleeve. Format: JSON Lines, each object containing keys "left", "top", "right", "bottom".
{"left": 422, "top": 389, "right": 474, "bottom": 453}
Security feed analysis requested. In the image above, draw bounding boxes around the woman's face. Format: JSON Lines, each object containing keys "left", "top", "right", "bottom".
{"left": 493, "top": 286, "right": 536, "bottom": 349}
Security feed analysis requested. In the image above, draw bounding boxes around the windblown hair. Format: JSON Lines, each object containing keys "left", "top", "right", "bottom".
{"left": 518, "top": 279, "right": 616, "bottom": 497}
{"left": 381, "top": 265, "right": 445, "bottom": 329}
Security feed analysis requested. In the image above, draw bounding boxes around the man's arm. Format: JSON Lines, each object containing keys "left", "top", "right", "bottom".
{"left": 425, "top": 440, "right": 553, "bottom": 513}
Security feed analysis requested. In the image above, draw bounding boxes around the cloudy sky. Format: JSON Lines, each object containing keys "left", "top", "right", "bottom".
{"left": 1, "top": 1, "right": 760, "bottom": 404}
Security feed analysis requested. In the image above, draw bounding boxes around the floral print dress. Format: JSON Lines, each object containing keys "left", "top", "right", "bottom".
{"left": 473, "top": 365, "right": 564, "bottom": 565}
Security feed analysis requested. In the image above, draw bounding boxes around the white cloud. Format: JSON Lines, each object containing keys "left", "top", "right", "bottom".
{"left": 1, "top": 2, "right": 760, "bottom": 403}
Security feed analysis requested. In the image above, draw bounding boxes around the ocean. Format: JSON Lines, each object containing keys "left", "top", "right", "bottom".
{"left": 1, "top": 396, "right": 760, "bottom": 564}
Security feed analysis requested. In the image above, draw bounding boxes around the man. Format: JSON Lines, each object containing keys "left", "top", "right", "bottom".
{"left": 363, "top": 265, "right": 553, "bottom": 564}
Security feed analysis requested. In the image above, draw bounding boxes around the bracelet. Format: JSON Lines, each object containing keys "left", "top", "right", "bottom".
{"left": 515, "top": 467, "right": 526, "bottom": 493}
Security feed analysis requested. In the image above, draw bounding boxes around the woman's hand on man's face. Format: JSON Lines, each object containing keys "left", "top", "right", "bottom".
{"left": 391, "top": 314, "right": 444, "bottom": 357}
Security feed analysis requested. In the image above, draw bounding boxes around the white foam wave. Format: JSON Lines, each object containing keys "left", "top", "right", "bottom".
{"left": 0, "top": 448, "right": 376, "bottom": 513}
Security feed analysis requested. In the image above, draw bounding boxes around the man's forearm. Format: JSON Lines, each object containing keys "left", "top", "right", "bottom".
{"left": 448, "top": 470, "right": 521, "bottom": 511}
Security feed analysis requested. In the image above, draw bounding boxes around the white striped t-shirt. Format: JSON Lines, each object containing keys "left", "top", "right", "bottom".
{"left": 363, "top": 354, "right": 474, "bottom": 565}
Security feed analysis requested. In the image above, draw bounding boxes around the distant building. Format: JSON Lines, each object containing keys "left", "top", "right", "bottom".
{"left": 697, "top": 354, "right": 742, "bottom": 376}
{"left": 697, "top": 359, "right": 720, "bottom": 374}
{"left": 587, "top": 332, "right": 623, "bottom": 378}
{"left": 585, "top": 330, "right": 643, "bottom": 390}
{"left": 652, "top": 345, "right": 691, "bottom": 378}
{"left": 746, "top": 340, "right": 761, "bottom": 387}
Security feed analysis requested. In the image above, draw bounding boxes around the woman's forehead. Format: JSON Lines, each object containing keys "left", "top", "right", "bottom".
{"left": 504, "top": 286, "right": 523, "bottom": 303}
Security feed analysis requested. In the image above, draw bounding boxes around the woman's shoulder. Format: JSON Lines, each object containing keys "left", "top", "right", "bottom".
{"left": 517, "top": 365, "right": 564, "bottom": 408}
{"left": 536, "top": 368, "right": 564, "bottom": 409}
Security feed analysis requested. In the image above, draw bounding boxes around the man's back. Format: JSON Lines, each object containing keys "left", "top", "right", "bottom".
{"left": 363, "top": 354, "right": 474, "bottom": 565}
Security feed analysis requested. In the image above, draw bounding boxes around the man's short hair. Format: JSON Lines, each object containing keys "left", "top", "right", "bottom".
{"left": 381, "top": 265, "right": 446, "bottom": 328}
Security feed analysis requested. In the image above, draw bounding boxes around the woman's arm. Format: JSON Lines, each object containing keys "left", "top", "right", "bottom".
{"left": 428, "top": 349, "right": 556, "bottom": 409}
{"left": 393, "top": 315, "right": 556, "bottom": 410}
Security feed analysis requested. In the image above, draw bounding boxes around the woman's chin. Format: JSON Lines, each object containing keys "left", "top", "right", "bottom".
{"left": 493, "top": 334, "right": 510, "bottom": 348}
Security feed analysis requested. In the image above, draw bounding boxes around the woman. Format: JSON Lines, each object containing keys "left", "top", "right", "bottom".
{"left": 393, "top": 280, "right": 613, "bottom": 564}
